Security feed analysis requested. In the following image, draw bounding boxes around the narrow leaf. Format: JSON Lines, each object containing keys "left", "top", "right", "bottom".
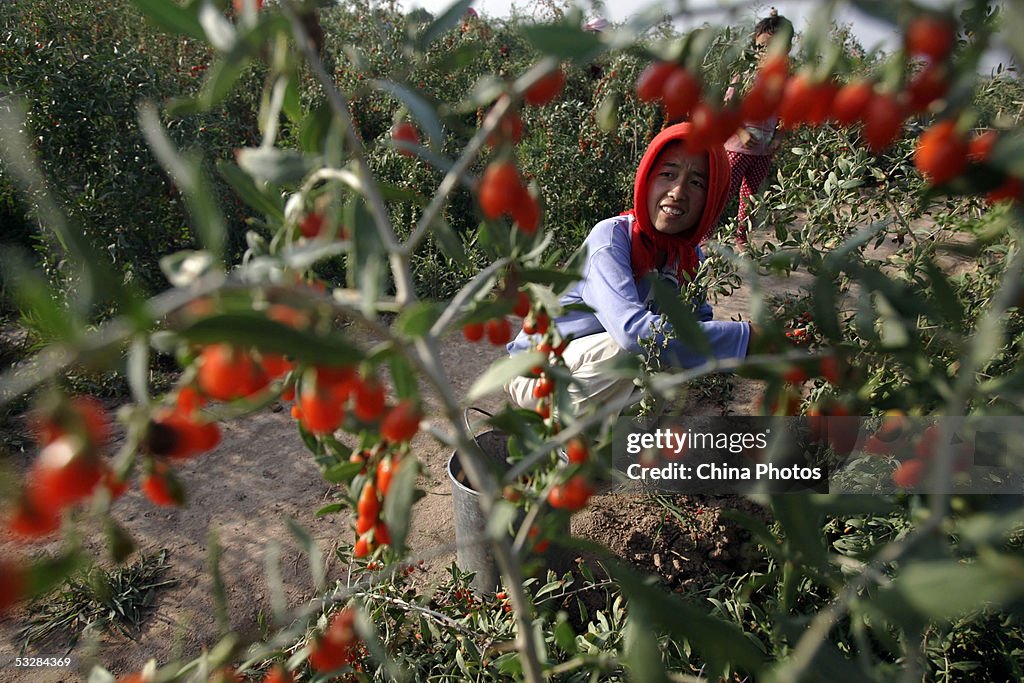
{"left": 217, "top": 161, "right": 285, "bottom": 221}
{"left": 370, "top": 80, "right": 444, "bottom": 150}
{"left": 396, "top": 302, "right": 441, "bottom": 338}
{"left": 200, "top": 55, "right": 249, "bottom": 110}
{"left": 207, "top": 530, "right": 230, "bottom": 635}
{"left": 772, "top": 496, "right": 829, "bottom": 571}
{"left": 522, "top": 24, "right": 604, "bottom": 60}
{"left": 649, "top": 277, "right": 711, "bottom": 356}
{"left": 198, "top": 0, "right": 237, "bottom": 52}
{"left": 468, "top": 352, "right": 546, "bottom": 402}
{"left": 127, "top": 336, "right": 150, "bottom": 407}
{"left": 431, "top": 217, "right": 468, "bottom": 262}
{"left": 236, "top": 147, "right": 318, "bottom": 184}
{"left": 286, "top": 517, "right": 325, "bottom": 591}
{"left": 894, "top": 556, "right": 1024, "bottom": 620}
{"left": 518, "top": 268, "right": 582, "bottom": 289}
{"left": 612, "top": 561, "right": 767, "bottom": 678}
{"left": 418, "top": 0, "right": 475, "bottom": 49}
{"left": 179, "top": 313, "right": 363, "bottom": 365}
{"left": 388, "top": 353, "right": 418, "bottom": 400}
{"left": 130, "top": 0, "right": 204, "bottom": 40}
{"left": 382, "top": 456, "right": 418, "bottom": 553}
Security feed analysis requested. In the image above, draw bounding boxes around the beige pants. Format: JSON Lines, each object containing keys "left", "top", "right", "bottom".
{"left": 506, "top": 332, "right": 638, "bottom": 415}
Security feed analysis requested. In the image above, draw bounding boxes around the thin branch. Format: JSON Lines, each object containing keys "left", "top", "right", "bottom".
{"left": 282, "top": 4, "right": 417, "bottom": 306}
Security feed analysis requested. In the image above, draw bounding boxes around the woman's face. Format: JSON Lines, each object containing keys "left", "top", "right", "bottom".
{"left": 753, "top": 30, "right": 773, "bottom": 65}
{"left": 646, "top": 143, "right": 709, "bottom": 236}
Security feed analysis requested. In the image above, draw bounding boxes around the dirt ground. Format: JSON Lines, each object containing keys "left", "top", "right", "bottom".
{"left": 0, "top": 226, "right": 965, "bottom": 682}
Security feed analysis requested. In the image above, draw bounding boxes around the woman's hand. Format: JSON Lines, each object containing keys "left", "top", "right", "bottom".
{"left": 746, "top": 321, "right": 761, "bottom": 356}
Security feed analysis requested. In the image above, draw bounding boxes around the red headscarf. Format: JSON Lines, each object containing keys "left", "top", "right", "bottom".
{"left": 625, "top": 122, "right": 730, "bottom": 282}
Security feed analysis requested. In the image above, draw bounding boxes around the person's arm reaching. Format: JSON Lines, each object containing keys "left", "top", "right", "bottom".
{"left": 579, "top": 236, "right": 751, "bottom": 368}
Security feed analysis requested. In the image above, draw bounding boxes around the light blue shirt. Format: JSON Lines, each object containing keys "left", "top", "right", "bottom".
{"left": 508, "top": 215, "right": 750, "bottom": 368}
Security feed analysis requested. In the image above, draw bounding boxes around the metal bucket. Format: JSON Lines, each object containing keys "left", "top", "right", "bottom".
{"left": 447, "top": 425, "right": 511, "bottom": 594}
{"left": 448, "top": 408, "right": 570, "bottom": 594}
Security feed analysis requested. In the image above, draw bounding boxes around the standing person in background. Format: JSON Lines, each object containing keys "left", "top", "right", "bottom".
{"left": 723, "top": 8, "right": 794, "bottom": 246}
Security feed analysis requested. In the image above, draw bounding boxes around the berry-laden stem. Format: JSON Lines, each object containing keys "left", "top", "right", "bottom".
{"left": 275, "top": 20, "right": 550, "bottom": 667}
{"left": 283, "top": 5, "right": 415, "bottom": 306}
{"left": 358, "top": 593, "right": 482, "bottom": 642}
{"left": 429, "top": 257, "right": 511, "bottom": 337}
{"left": 400, "top": 93, "right": 517, "bottom": 258}
{"left": 409, "top": 334, "right": 547, "bottom": 683}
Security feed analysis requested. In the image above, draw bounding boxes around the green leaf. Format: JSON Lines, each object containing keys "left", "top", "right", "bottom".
{"left": 26, "top": 552, "right": 84, "bottom": 598}
{"left": 388, "top": 353, "right": 419, "bottom": 400}
{"left": 104, "top": 519, "right": 137, "bottom": 564}
{"left": 236, "top": 147, "right": 318, "bottom": 185}
{"left": 417, "top": 0, "right": 475, "bottom": 50}
{"left": 283, "top": 77, "right": 303, "bottom": 124}
{"left": 518, "top": 268, "right": 582, "bottom": 289}
{"left": 370, "top": 80, "right": 444, "bottom": 150}
{"left": 86, "top": 667, "right": 116, "bottom": 683}
{"left": 893, "top": 556, "right": 1024, "bottom": 620}
{"left": 612, "top": 561, "right": 767, "bottom": 679}
{"left": 810, "top": 274, "right": 842, "bottom": 342}
{"left": 522, "top": 24, "right": 604, "bottom": 60}
{"left": 286, "top": 517, "right": 325, "bottom": 591}
{"left": 299, "top": 100, "right": 335, "bottom": 154}
{"left": 382, "top": 456, "right": 418, "bottom": 553}
{"left": 922, "top": 255, "right": 964, "bottom": 331}
{"left": 430, "top": 217, "right": 468, "bottom": 262}
{"left": 649, "top": 277, "right": 711, "bottom": 356}
{"left": 315, "top": 503, "right": 347, "bottom": 516}
{"left": 207, "top": 530, "right": 230, "bottom": 634}
{"left": 198, "top": 0, "right": 236, "bottom": 52}
{"left": 396, "top": 302, "right": 441, "bottom": 338}
{"left": 345, "top": 197, "right": 386, "bottom": 314}
{"left": 378, "top": 182, "right": 428, "bottom": 205}
{"left": 179, "top": 313, "right": 363, "bottom": 365}
{"left": 130, "top": 0, "right": 204, "bottom": 40}
{"left": 217, "top": 161, "right": 285, "bottom": 221}
{"left": 553, "top": 616, "right": 577, "bottom": 655}
{"left": 597, "top": 92, "right": 619, "bottom": 132}
{"left": 200, "top": 55, "right": 249, "bottom": 110}
{"left": 127, "top": 336, "right": 150, "bottom": 407}
{"left": 623, "top": 618, "right": 671, "bottom": 683}
{"left": 468, "top": 352, "right": 546, "bottom": 402}
{"left": 771, "top": 496, "right": 829, "bottom": 571}
{"left": 322, "top": 460, "right": 364, "bottom": 484}
{"left": 485, "top": 500, "right": 517, "bottom": 540}
{"left": 430, "top": 42, "right": 483, "bottom": 72}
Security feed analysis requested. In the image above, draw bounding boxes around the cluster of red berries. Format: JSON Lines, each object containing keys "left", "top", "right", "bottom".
{"left": 634, "top": 11, "right": 1017, "bottom": 193}
{"left": 806, "top": 402, "right": 860, "bottom": 455}
{"left": 473, "top": 73, "right": 564, "bottom": 235}
{"left": 472, "top": 67, "right": 566, "bottom": 233}
{"left": 478, "top": 159, "right": 540, "bottom": 234}
{"left": 390, "top": 121, "right": 420, "bottom": 157}
{"left": 462, "top": 290, "right": 533, "bottom": 346}
{"left": 352, "top": 466, "right": 391, "bottom": 558}
{"left": 781, "top": 355, "right": 842, "bottom": 385}
{"left": 297, "top": 211, "right": 348, "bottom": 239}
{"left": 308, "top": 607, "right": 361, "bottom": 673}
{"left": 6, "top": 396, "right": 125, "bottom": 543}
{"left": 860, "top": 417, "right": 973, "bottom": 487}
{"left": 547, "top": 438, "right": 594, "bottom": 512}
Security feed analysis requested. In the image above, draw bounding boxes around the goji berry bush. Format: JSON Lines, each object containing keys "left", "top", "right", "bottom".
{"left": 3, "top": 0, "right": 1024, "bottom": 681}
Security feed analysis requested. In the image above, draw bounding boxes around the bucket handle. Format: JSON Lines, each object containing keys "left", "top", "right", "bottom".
{"left": 463, "top": 406, "right": 495, "bottom": 443}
